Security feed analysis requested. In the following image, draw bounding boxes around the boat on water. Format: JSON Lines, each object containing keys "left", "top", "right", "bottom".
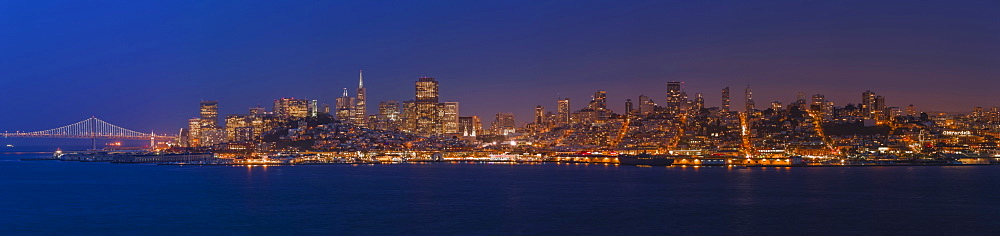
{"left": 618, "top": 154, "right": 674, "bottom": 166}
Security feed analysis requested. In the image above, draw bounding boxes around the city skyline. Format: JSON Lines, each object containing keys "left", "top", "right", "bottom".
{"left": 1, "top": 0, "right": 997, "bottom": 132}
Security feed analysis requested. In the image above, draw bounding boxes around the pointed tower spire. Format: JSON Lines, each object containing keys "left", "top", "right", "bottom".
{"left": 359, "top": 70, "right": 364, "bottom": 88}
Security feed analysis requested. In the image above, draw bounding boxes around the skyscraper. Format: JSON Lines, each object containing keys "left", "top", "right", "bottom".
{"left": 354, "top": 70, "right": 367, "bottom": 127}
{"left": 638, "top": 95, "right": 654, "bottom": 115}
{"left": 335, "top": 89, "right": 355, "bottom": 122}
{"left": 811, "top": 94, "right": 825, "bottom": 112}
{"left": 862, "top": 90, "right": 877, "bottom": 119}
{"left": 722, "top": 87, "right": 730, "bottom": 113}
{"left": 557, "top": 98, "right": 571, "bottom": 124}
{"left": 744, "top": 85, "right": 754, "bottom": 113}
{"left": 415, "top": 77, "right": 441, "bottom": 135}
{"left": 401, "top": 100, "right": 417, "bottom": 132}
{"left": 693, "top": 93, "right": 704, "bottom": 111}
{"left": 199, "top": 101, "right": 219, "bottom": 128}
{"left": 875, "top": 95, "right": 886, "bottom": 120}
{"left": 492, "top": 113, "right": 516, "bottom": 136}
{"left": 589, "top": 90, "right": 607, "bottom": 111}
{"left": 379, "top": 100, "right": 400, "bottom": 121}
{"left": 185, "top": 118, "right": 201, "bottom": 147}
{"left": 624, "top": 99, "right": 633, "bottom": 115}
{"left": 666, "top": 81, "right": 682, "bottom": 115}
{"left": 442, "top": 102, "right": 459, "bottom": 134}
{"left": 309, "top": 99, "right": 319, "bottom": 117}
{"left": 274, "top": 98, "right": 309, "bottom": 119}
{"left": 535, "top": 105, "right": 545, "bottom": 125}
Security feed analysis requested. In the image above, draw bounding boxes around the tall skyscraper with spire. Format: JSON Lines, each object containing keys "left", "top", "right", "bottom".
{"left": 354, "top": 70, "right": 367, "bottom": 127}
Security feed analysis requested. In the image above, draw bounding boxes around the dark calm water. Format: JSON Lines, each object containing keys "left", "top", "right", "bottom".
{"left": 2, "top": 149, "right": 1000, "bottom": 235}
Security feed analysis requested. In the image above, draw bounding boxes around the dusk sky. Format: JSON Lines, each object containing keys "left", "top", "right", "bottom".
{"left": 1, "top": 0, "right": 997, "bottom": 133}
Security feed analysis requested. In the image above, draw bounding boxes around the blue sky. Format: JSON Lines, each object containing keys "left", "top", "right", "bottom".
{"left": 1, "top": 0, "right": 997, "bottom": 132}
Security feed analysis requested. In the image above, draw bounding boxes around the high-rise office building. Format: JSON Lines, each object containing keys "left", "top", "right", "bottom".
{"left": 415, "top": 77, "right": 441, "bottom": 135}
{"left": 811, "top": 94, "right": 825, "bottom": 112}
{"left": 186, "top": 118, "right": 201, "bottom": 147}
{"left": 442, "top": 102, "right": 459, "bottom": 134}
{"left": 744, "top": 85, "right": 755, "bottom": 113}
{"left": 401, "top": 100, "right": 417, "bottom": 132}
{"left": 274, "top": 98, "right": 309, "bottom": 119}
{"left": 379, "top": 100, "right": 400, "bottom": 121}
{"left": 557, "top": 98, "right": 571, "bottom": 124}
{"left": 225, "top": 114, "right": 253, "bottom": 142}
{"left": 722, "top": 87, "right": 731, "bottom": 112}
{"left": 638, "top": 95, "right": 654, "bottom": 115}
{"left": 354, "top": 70, "right": 367, "bottom": 127}
{"left": 875, "top": 95, "right": 886, "bottom": 120}
{"left": 666, "top": 81, "right": 683, "bottom": 115}
{"left": 309, "top": 100, "right": 319, "bottom": 117}
{"left": 624, "top": 100, "right": 633, "bottom": 115}
{"left": 335, "top": 89, "right": 355, "bottom": 122}
{"left": 906, "top": 104, "right": 917, "bottom": 116}
{"left": 200, "top": 101, "right": 219, "bottom": 128}
{"left": 589, "top": 91, "right": 607, "bottom": 111}
{"left": 492, "top": 113, "right": 516, "bottom": 136}
{"left": 693, "top": 93, "right": 704, "bottom": 111}
{"left": 861, "top": 90, "right": 877, "bottom": 119}
{"left": 535, "top": 105, "right": 545, "bottom": 125}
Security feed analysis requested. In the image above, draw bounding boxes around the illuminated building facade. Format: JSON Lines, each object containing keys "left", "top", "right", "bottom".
{"left": 274, "top": 98, "right": 309, "bottom": 119}
{"left": 441, "top": 102, "right": 459, "bottom": 134}
{"left": 589, "top": 91, "right": 607, "bottom": 111}
{"left": 492, "top": 113, "right": 516, "bottom": 136}
{"left": 638, "top": 95, "right": 654, "bottom": 115}
{"left": 336, "top": 88, "right": 355, "bottom": 122}
{"left": 459, "top": 116, "right": 481, "bottom": 137}
{"left": 557, "top": 98, "right": 571, "bottom": 124}
{"left": 414, "top": 77, "right": 441, "bottom": 135}
{"left": 722, "top": 87, "right": 730, "bottom": 113}
{"left": 200, "top": 101, "right": 219, "bottom": 128}
{"left": 354, "top": 70, "right": 367, "bottom": 127}
{"left": 666, "top": 81, "right": 682, "bottom": 115}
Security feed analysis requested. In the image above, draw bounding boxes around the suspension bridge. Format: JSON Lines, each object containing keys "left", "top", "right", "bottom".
{"left": 2, "top": 117, "right": 175, "bottom": 141}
